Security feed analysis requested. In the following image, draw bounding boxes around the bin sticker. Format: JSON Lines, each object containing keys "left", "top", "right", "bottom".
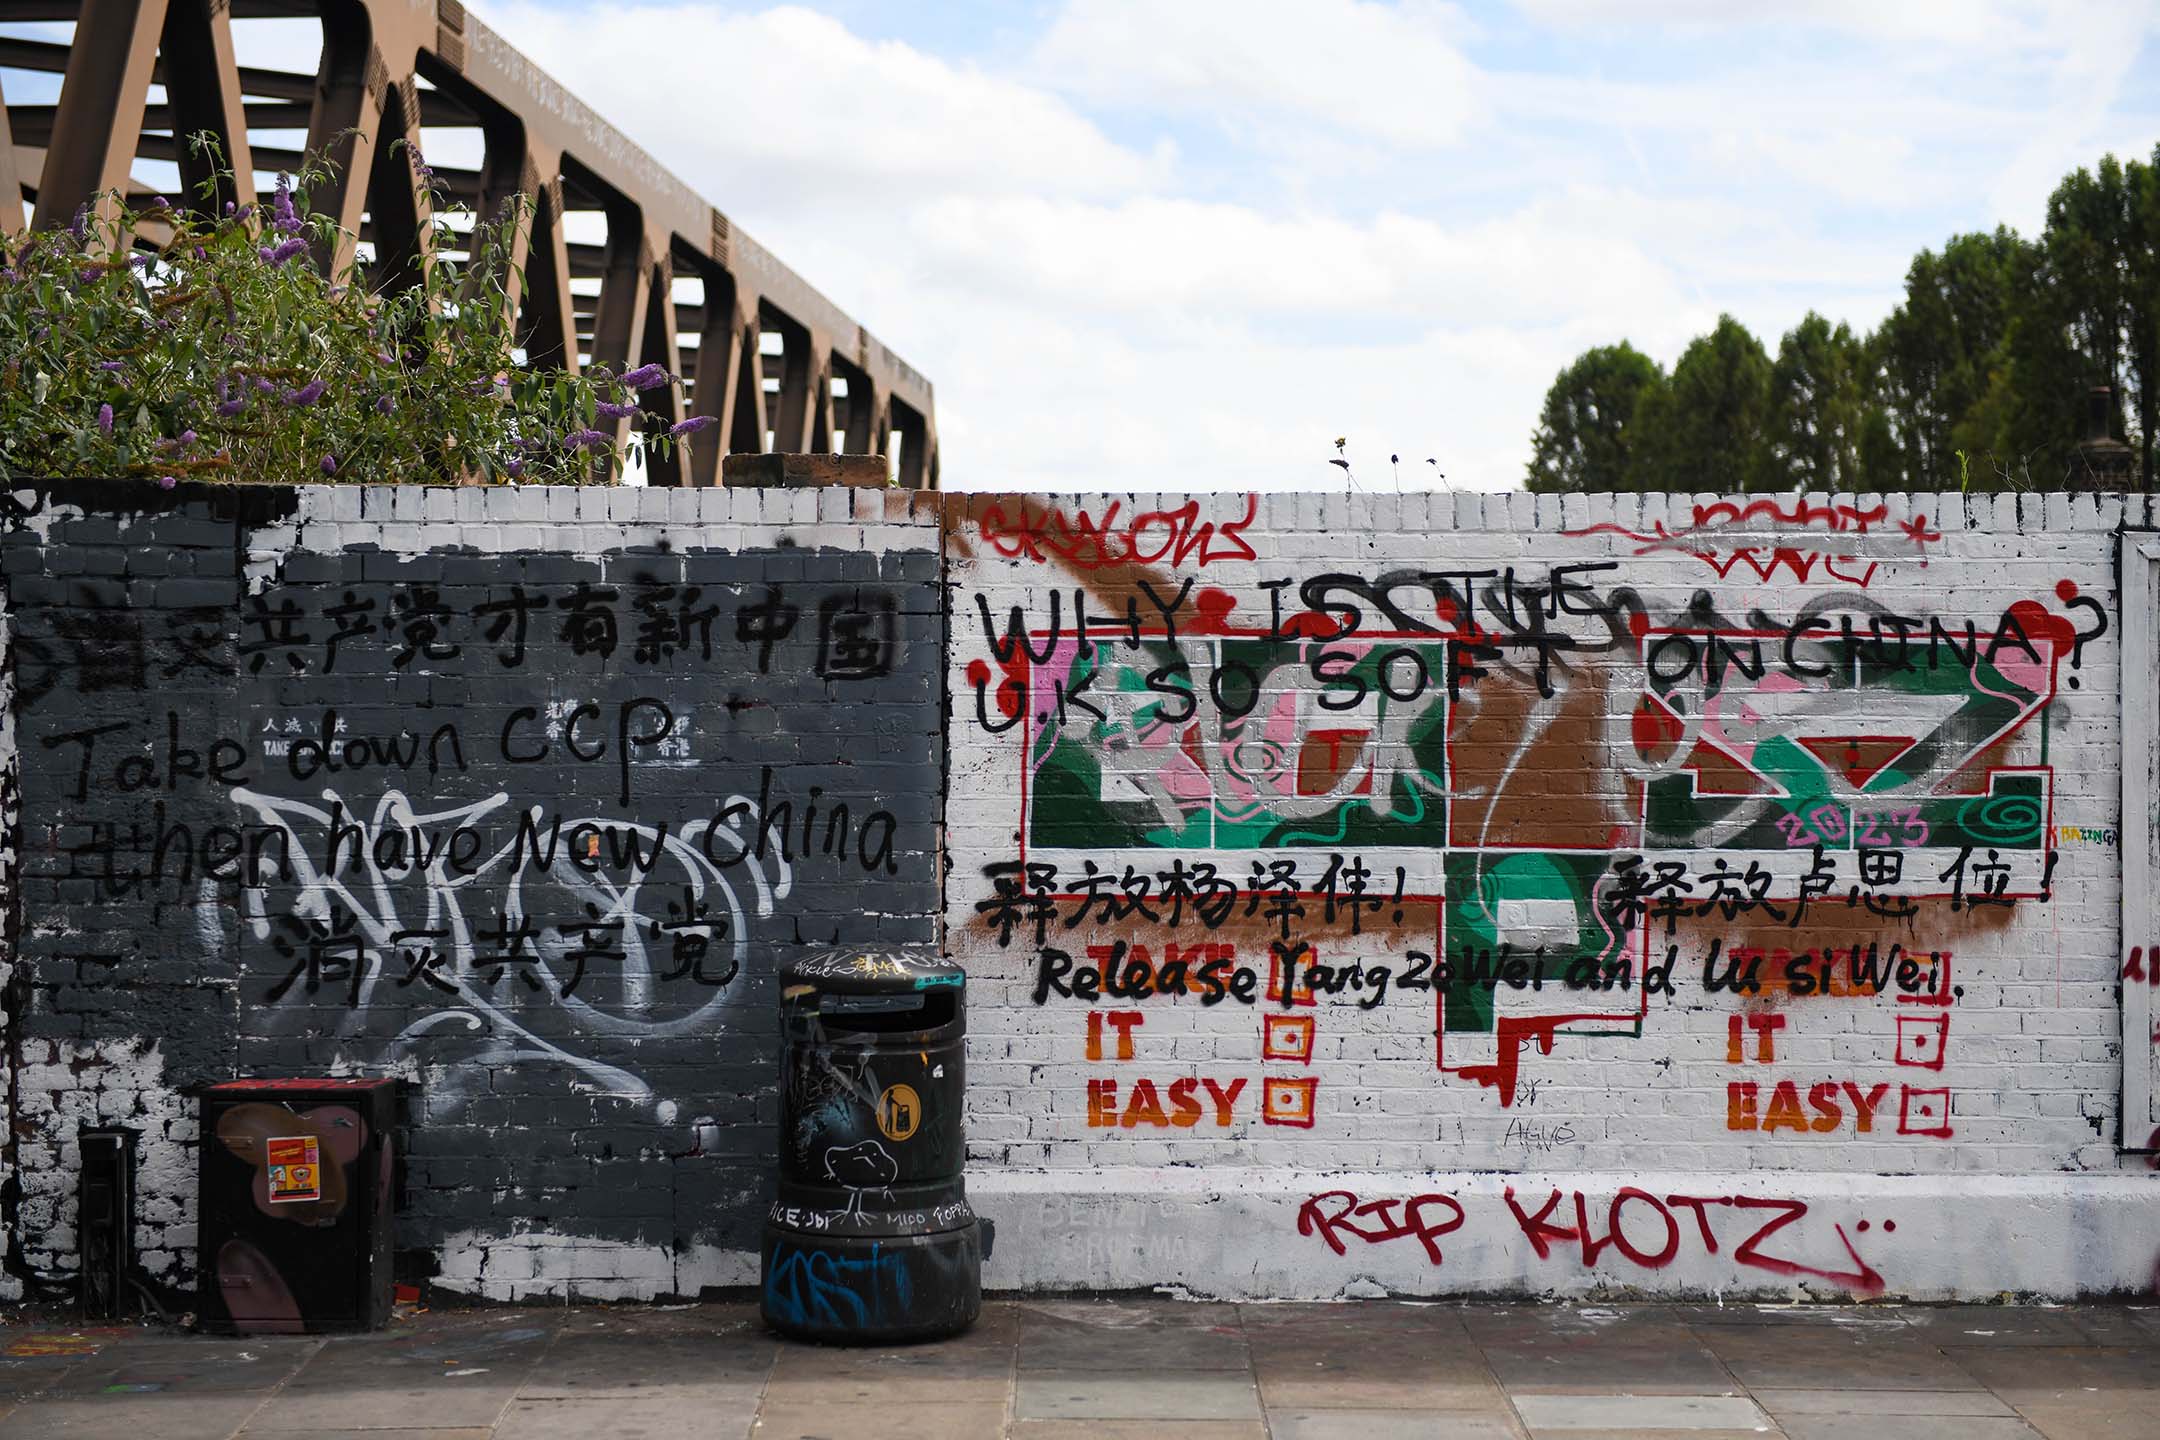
{"left": 876, "top": 1084, "right": 922, "bottom": 1142}
{"left": 266, "top": 1136, "right": 322, "bottom": 1203}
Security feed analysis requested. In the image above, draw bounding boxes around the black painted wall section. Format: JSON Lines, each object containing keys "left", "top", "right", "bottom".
{"left": 1, "top": 484, "right": 942, "bottom": 1290}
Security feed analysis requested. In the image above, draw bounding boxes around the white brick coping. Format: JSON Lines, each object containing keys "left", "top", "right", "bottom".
{"left": 967, "top": 1168, "right": 2160, "bottom": 1302}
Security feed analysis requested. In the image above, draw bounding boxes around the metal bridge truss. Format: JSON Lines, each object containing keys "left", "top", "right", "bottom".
{"left": 0, "top": 0, "right": 937, "bottom": 486}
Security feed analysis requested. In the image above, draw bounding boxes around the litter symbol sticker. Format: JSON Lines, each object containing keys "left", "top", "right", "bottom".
{"left": 266, "top": 1136, "right": 322, "bottom": 1203}
{"left": 876, "top": 1084, "right": 921, "bottom": 1142}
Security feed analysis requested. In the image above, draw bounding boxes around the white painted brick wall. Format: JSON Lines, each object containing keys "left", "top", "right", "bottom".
{"left": 946, "top": 491, "right": 2149, "bottom": 1182}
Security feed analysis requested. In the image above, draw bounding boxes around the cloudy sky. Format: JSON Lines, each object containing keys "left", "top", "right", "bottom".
{"left": 88, "top": 2, "right": 2160, "bottom": 489}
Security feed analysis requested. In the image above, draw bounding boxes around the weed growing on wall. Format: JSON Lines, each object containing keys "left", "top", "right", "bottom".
{"left": 0, "top": 138, "right": 703, "bottom": 486}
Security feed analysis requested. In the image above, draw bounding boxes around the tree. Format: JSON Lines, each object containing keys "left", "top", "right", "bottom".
{"left": 1526, "top": 145, "right": 2156, "bottom": 494}
{"left": 1868, "top": 228, "right": 2032, "bottom": 489}
{"left": 1524, "top": 342, "right": 1663, "bottom": 492}
{"left": 2029, "top": 147, "right": 2157, "bottom": 488}
{"left": 1766, "top": 312, "right": 1881, "bottom": 491}
{"left": 1625, "top": 315, "right": 1773, "bottom": 493}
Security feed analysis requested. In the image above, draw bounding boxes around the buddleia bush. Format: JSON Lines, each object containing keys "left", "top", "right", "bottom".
{"left": 0, "top": 138, "right": 712, "bottom": 486}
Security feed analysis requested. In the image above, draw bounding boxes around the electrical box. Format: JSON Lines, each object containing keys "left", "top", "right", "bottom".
{"left": 79, "top": 1127, "right": 138, "bottom": 1319}
{"left": 197, "top": 1078, "right": 398, "bottom": 1334}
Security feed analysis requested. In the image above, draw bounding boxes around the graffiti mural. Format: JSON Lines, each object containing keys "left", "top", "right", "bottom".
{"left": 1, "top": 486, "right": 944, "bottom": 1287}
{"left": 948, "top": 491, "right": 2113, "bottom": 1244}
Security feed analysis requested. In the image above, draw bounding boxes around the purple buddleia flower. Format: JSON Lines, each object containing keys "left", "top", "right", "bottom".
{"left": 282, "top": 379, "right": 326, "bottom": 407}
{"left": 260, "top": 236, "right": 308, "bottom": 267}
{"left": 217, "top": 396, "right": 247, "bottom": 418}
{"left": 375, "top": 394, "right": 395, "bottom": 415}
{"left": 97, "top": 404, "right": 113, "bottom": 436}
{"left": 128, "top": 254, "right": 152, "bottom": 270}
{"left": 564, "top": 429, "right": 611, "bottom": 451}
{"left": 619, "top": 363, "right": 668, "bottom": 391}
{"left": 77, "top": 265, "right": 106, "bottom": 284}
{"left": 156, "top": 475, "right": 177, "bottom": 490}
{"left": 320, "top": 455, "right": 338, "bottom": 476}
{"left": 256, "top": 378, "right": 274, "bottom": 393}
{"left": 594, "top": 399, "right": 639, "bottom": 420}
{"left": 224, "top": 201, "right": 236, "bottom": 217}
{"left": 273, "top": 174, "right": 303, "bottom": 237}
{"left": 97, "top": 360, "right": 124, "bottom": 374}
{"left": 178, "top": 429, "right": 197, "bottom": 447}
{"left": 669, "top": 414, "right": 717, "bottom": 438}
{"left": 506, "top": 458, "right": 525, "bottom": 478}
{"left": 69, "top": 206, "right": 89, "bottom": 241}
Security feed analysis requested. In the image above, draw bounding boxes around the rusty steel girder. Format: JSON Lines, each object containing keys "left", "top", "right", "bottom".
{"left": 0, "top": 0, "right": 937, "bottom": 487}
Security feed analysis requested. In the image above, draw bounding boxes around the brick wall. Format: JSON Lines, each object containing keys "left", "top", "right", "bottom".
{"left": 945, "top": 490, "right": 2159, "bottom": 1299}
{"left": 0, "top": 482, "right": 942, "bottom": 1300}
{"left": 3, "top": 481, "right": 2156, "bottom": 1303}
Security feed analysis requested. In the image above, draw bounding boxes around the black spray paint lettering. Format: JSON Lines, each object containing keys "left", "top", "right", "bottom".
{"left": 496, "top": 697, "right": 675, "bottom": 804}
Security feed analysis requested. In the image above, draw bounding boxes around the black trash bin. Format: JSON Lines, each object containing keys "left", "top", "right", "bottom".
{"left": 761, "top": 946, "right": 984, "bottom": 1343}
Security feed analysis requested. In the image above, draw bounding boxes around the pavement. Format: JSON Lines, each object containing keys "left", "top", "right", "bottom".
{"left": 0, "top": 1297, "right": 2157, "bottom": 1439}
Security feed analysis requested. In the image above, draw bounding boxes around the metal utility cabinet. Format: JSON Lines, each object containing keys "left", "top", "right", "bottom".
{"left": 197, "top": 1078, "right": 398, "bottom": 1334}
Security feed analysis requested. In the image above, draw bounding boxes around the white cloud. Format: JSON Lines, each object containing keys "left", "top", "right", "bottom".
{"left": 1032, "top": 0, "right": 1483, "bottom": 150}
{"left": 901, "top": 191, "right": 1689, "bottom": 333}
{"left": 476, "top": 1, "right": 1172, "bottom": 206}
{"left": 449, "top": 0, "right": 2151, "bottom": 492}
{"left": 1510, "top": 0, "right": 2057, "bottom": 53}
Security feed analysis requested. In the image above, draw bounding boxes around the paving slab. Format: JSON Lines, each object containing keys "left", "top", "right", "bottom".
{"left": 1665, "top": 1304, "right": 1914, "bottom": 1329}
{"left": 1009, "top": 1424, "right": 1269, "bottom": 1440}
{"left": 46, "top": 1335, "right": 320, "bottom": 1396}
{"left": 1895, "top": 1310, "right": 2098, "bottom": 1348}
{"left": 1943, "top": 1345, "right": 2160, "bottom": 1393}
{"left": 746, "top": 1399, "right": 1007, "bottom": 1439}
{"left": 1014, "top": 1300, "right": 1250, "bottom": 1372}
{"left": 2, "top": 1391, "right": 271, "bottom": 1438}
{"left": 1514, "top": 1433, "right": 1783, "bottom": 1440}
{"left": 527, "top": 1333, "right": 773, "bottom": 1397}
{"left": 1015, "top": 1370, "right": 1264, "bottom": 1421}
{"left": 1471, "top": 1309, "right": 1739, "bottom": 1395}
{"left": 766, "top": 1327, "right": 1014, "bottom": 1396}
{"left": 1691, "top": 1321, "right": 1984, "bottom": 1391}
{"left": 244, "top": 1379, "right": 524, "bottom": 1431}
{"left": 1259, "top": 1371, "right": 1510, "bottom": 1410}
{"left": 2005, "top": 1394, "right": 2160, "bottom": 1439}
{"left": 1778, "top": 1418, "right": 2042, "bottom": 1440}
{"left": 244, "top": 1432, "right": 494, "bottom": 1439}
{"left": 1753, "top": 1387, "right": 2019, "bottom": 1416}
{"left": 2060, "top": 1307, "right": 2160, "bottom": 1346}
{"left": 494, "top": 1395, "right": 758, "bottom": 1439}
{"left": 1511, "top": 1392, "right": 1773, "bottom": 1431}
{"left": 0, "top": 1357, "right": 92, "bottom": 1401}
{"left": 1249, "top": 1311, "right": 1506, "bottom": 1410}
{"left": 1268, "top": 1407, "right": 1525, "bottom": 1438}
